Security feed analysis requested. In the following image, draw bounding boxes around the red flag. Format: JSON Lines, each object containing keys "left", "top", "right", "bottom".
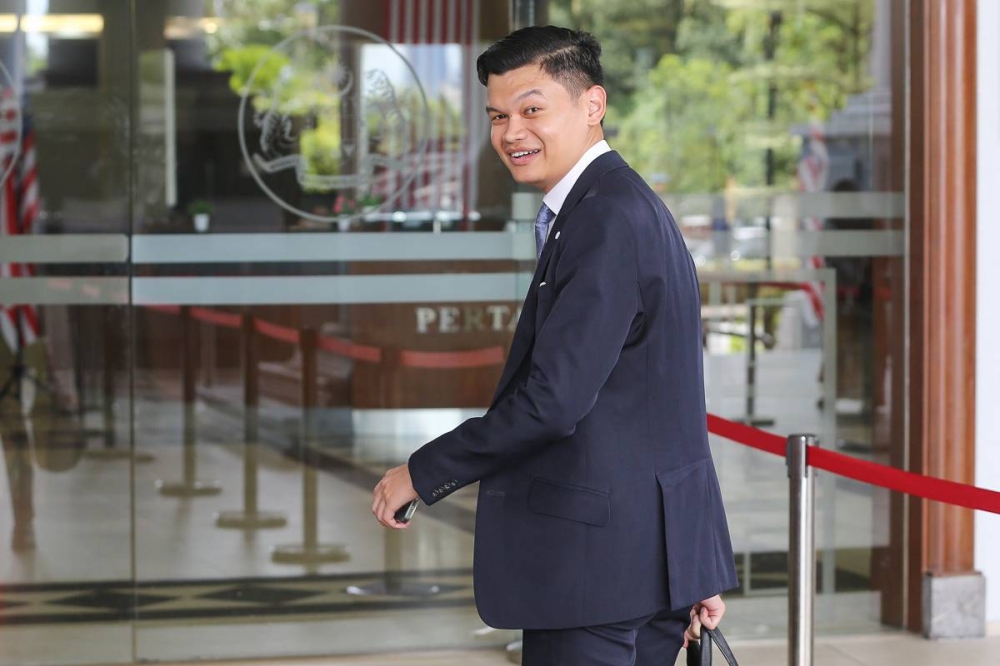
{"left": 383, "top": 0, "right": 480, "bottom": 221}
{"left": 797, "top": 119, "right": 829, "bottom": 326}
{"left": 0, "top": 88, "right": 40, "bottom": 352}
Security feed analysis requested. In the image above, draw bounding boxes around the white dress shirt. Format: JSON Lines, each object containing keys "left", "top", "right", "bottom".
{"left": 542, "top": 140, "right": 612, "bottom": 238}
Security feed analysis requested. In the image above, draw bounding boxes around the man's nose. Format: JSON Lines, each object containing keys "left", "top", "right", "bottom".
{"left": 503, "top": 115, "right": 526, "bottom": 143}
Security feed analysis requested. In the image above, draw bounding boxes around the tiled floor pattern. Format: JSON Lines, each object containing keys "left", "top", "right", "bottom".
{"left": 0, "top": 570, "right": 474, "bottom": 625}
{"left": 147, "top": 632, "right": 1000, "bottom": 666}
{"left": 0, "top": 349, "right": 914, "bottom": 665}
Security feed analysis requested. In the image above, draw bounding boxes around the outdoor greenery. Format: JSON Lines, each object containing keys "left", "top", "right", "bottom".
{"left": 205, "top": 0, "right": 875, "bottom": 197}
{"left": 551, "top": 0, "right": 874, "bottom": 193}
{"left": 186, "top": 199, "right": 213, "bottom": 216}
{"left": 205, "top": 0, "right": 459, "bottom": 196}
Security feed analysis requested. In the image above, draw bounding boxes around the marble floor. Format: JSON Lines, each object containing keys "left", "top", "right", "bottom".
{"left": 0, "top": 348, "right": 912, "bottom": 666}
{"left": 149, "top": 630, "right": 1000, "bottom": 666}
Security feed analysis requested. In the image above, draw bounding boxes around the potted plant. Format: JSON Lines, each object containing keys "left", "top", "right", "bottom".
{"left": 187, "top": 199, "right": 213, "bottom": 232}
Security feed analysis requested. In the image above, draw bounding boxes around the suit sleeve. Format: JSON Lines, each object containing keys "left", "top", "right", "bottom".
{"left": 408, "top": 197, "right": 641, "bottom": 504}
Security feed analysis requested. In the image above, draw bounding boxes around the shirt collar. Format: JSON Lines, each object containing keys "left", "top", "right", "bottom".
{"left": 542, "top": 140, "right": 611, "bottom": 216}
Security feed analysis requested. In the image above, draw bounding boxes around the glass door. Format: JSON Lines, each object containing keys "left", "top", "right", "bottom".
{"left": 547, "top": 0, "right": 907, "bottom": 638}
{"left": 0, "top": 2, "right": 134, "bottom": 664}
{"left": 130, "top": 1, "right": 522, "bottom": 660}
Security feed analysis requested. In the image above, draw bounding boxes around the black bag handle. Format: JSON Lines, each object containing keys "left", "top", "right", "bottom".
{"left": 685, "top": 626, "right": 739, "bottom": 666}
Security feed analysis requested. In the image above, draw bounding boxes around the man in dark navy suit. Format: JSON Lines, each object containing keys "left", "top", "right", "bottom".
{"left": 372, "top": 25, "right": 738, "bottom": 665}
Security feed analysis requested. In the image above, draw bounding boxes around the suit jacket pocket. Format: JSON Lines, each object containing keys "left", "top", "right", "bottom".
{"left": 527, "top": 477, "right": 610, "bottom": 527}
{"left": 534, "top": 284, "right": 556, "bottom": 334}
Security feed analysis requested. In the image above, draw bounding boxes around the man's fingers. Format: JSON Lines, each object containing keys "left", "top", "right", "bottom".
{"left": 371, "top": 465, "right": 418, "bottom": 529}
{"left": 372, "top": 478, "right": 385, "bottom": 516}
{"left": 699, "top": 603, "right": 724, "bottom": 630}
{"left": 380, "top": 502, "right": 409, "bottom": 529}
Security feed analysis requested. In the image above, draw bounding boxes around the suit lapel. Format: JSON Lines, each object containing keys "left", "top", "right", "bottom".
{"left": 489, "top": 152, "right": 629, "bottom": 408}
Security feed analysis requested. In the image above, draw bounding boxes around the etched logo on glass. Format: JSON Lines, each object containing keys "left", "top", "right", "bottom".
{"left": 238, "top": 25, "right": 429, "bottom": 223}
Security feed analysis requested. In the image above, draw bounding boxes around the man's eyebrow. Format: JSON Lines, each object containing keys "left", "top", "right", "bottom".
{"left": 485, "top": 89, "right": 547, "bottom": 114}
{"left": 516, "top": 88, "right": 545, "bottom": 102}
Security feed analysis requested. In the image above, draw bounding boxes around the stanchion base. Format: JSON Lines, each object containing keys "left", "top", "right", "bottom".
{"left": 270, "top": 543, "right": 349, "bottom": 564}
{"left": 506, "top": 640, "right": 522, "bottom": 664}
{"left": 215, "top": 510, "right": 288, "bottom": 529}
{"left": 156, "top": 479, "right": 223, "bottom": 497}
{"left": 344, "top": 580, "right": 442, "bottom": 598}
{"left": 733, "top": 416, "right": 776, "bottom": 427}
{"left": 86, "top": 449, "right": 155, "bottom": 463}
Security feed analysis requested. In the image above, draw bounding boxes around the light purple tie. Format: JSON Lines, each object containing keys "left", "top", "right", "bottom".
{"left": 535, "top": 203, "right": 555, "bottom": 259}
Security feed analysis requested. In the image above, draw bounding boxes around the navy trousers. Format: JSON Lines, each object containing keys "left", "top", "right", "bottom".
{"left": 521, "top": 606, "right": 692, "bottom": 666}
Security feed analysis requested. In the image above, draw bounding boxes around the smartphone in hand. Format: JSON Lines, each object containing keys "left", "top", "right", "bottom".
{"left": 394, "top": 500, "right": 419, "bottom": 524}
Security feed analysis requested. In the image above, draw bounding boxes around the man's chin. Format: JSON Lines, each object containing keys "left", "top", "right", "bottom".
{"left": 508, "top": 170, "right": 543, "bottom": 190}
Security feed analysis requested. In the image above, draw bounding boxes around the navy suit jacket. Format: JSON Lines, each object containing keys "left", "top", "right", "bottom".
{"left": 409, "top": 151, "right": 738, "bottom": 630}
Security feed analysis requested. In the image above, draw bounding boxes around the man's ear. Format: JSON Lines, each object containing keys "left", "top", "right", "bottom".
{"left": 585, "top": 85, "right": 607, "bottom": 126}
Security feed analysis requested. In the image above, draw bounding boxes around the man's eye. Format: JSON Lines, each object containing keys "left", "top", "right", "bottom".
{"left": 525, "top": 107, "right": 540, "bottom": 114}
{"left": 490, "top": 114, "right": 506, "bottom": 123}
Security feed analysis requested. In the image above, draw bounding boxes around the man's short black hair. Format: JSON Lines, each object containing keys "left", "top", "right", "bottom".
{"left": 476, "top": 25, "right": 604, "bottom": 97}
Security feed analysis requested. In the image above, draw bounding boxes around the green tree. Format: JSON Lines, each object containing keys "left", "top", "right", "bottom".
{"left": 206, "top": 0, "right": 465, "bottom": 194}
{"left": 551, "top": 0, "right": 875, "bottom": 193}
{"left": 549, "top": 0, "right": 689, "bottom": 118}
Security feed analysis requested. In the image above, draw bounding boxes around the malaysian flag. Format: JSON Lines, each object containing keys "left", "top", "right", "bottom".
{"left": 797, "top": 119, "right": 829, "bottom": 326}
{"left": 383, "top": 0, "right": 482, "bottom": 222}
{"left": 0, "top": 88, "right": 41, "bottom": 353}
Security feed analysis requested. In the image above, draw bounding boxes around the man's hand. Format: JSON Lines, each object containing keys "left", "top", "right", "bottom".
{"left": 372, "top": 464, "right": 418, "bottom": 529}
{"left": 683, "top": 607, "right": 702, "bottom": 649}
{"left": 684, "top": 595, "right": 725, "bottom": 648}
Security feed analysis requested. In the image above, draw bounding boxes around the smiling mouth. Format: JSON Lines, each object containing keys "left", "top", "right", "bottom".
{"left": 510, "top": 149, "right": 540, "bottom": 159}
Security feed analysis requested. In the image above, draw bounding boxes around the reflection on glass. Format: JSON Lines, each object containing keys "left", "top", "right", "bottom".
{"left": 0, "top": 1, "right": 913, "bottom": 663}
{"left": 133, "top": 1, "right": 517, "bottom": 661}
{"left": 0, "top": 2, "right": 133, "bottom": 664}
{"left": 553, "top": 0, "right": 902, "bottom": 639}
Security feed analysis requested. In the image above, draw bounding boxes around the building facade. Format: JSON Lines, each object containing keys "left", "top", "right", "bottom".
{"left": 0, "top": 0, "right": 993, "bottom": 663}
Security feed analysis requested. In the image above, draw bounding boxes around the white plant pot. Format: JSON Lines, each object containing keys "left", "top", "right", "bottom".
{"left": 193, "top": 213, "right": 210, "bottom": 233}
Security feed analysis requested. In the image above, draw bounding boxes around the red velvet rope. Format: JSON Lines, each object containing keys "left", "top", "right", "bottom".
{"left": 316, "top": 334, "right": 383, "bottom": 363}
{"left": 707, "top": 414, "right": 1000, "bottom": 515}
{"left": 808, "top": 447, "right": 1000, "bottom": 514}
{"left": 140, "top": 304, "right": 1000, "bottom": 514}
{"left": 190, "top": 307, "right": 241, "bottom": 330}
{"left": 253, "top": 318, "right": 300, "bottom": 345}
{"left": 707, "top": 414, "right": 786, "bottom": 457}
{"left": 400, "top": 346, "right": 505, "bottom": 369}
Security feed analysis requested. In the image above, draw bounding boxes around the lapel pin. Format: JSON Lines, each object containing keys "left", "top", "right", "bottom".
{"left": 555, "top": 231, "right": 561, "bottom": 239}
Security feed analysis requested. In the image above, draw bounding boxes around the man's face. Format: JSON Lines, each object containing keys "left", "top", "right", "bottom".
{"left": 486, "top": 64, "right": 601, "bottom": 193}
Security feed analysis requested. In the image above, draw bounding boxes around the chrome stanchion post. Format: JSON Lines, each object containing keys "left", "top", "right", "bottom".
{"left": 87, "top": 306, "right": 153, "bottom": 462}
{"left": 215, "top": 313, "right": 286, "bottom": 528}
{"left": 103, "top": 305, "right": 117, "bottom": 449}
{"left": 735, "top": 292, "right": 775, "bottom": 427}
{"left": 157, "top": 306, "right": 222, "bottom": 497}
{"left": 344, "top": 528, "right": 444, "bottom": 598}
{"left": 272, "top": 326, "right": 349, "bottom": 564}
{"left": 787, "top": 434, "right": 816, "bottom": 666}
{"left": 345, "top": 346, "right": 442, "bottom": 599}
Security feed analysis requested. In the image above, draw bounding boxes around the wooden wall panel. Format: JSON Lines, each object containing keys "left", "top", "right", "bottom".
{"left": 905, "top": 0, "right": 978, "bottom": 633}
